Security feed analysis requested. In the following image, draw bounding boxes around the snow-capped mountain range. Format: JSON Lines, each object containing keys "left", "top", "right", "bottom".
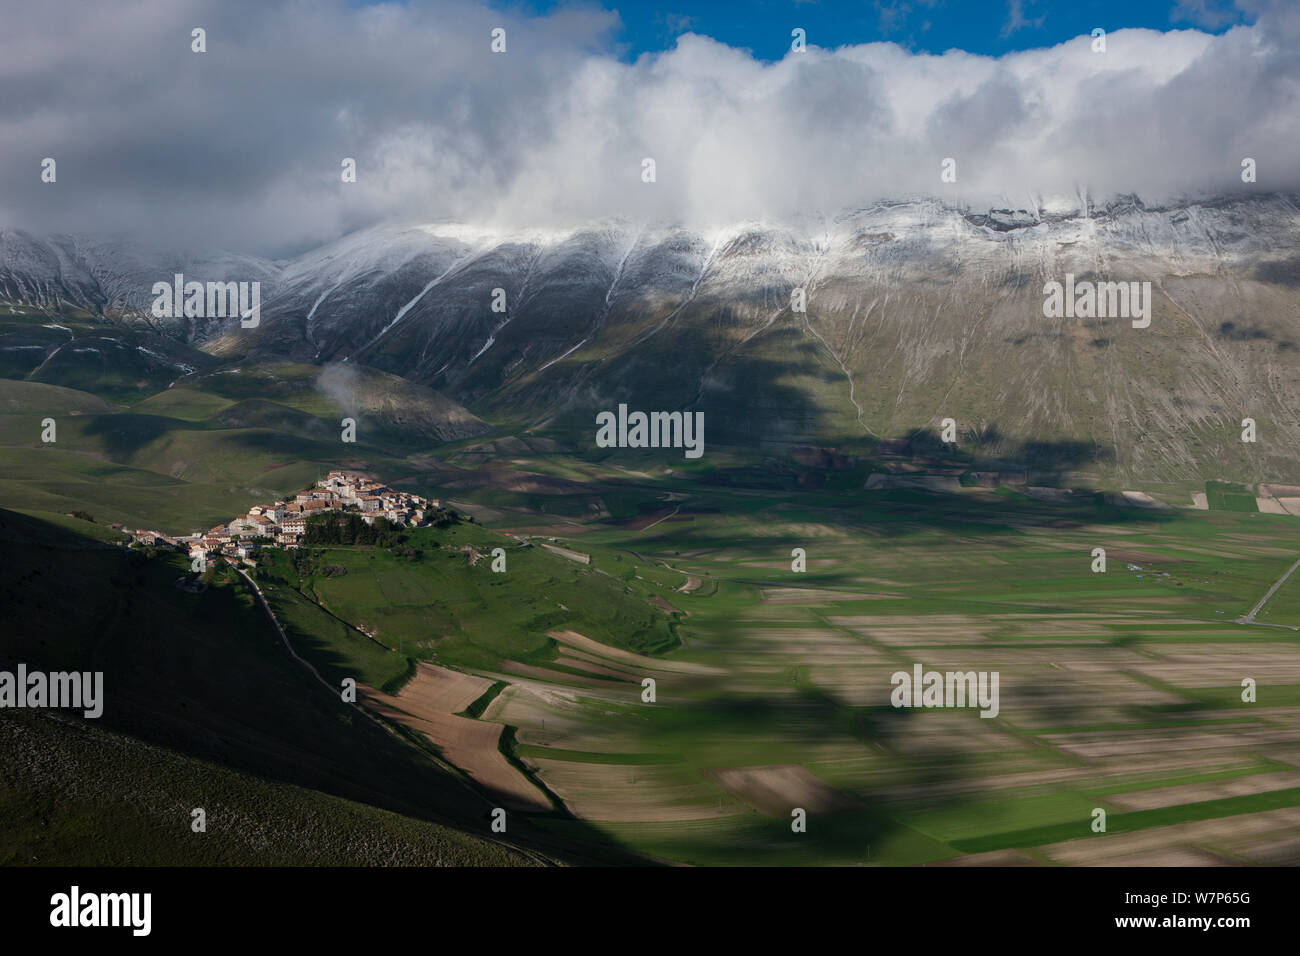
{"left": 3, "top": 193, "right": 1299, "bottom": 481}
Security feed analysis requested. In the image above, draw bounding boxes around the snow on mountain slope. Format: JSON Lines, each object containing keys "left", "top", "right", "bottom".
{"left": 0, "top": 228, "right": 281, "bottom": 330}
{"left": 3, "top": 194, "right": 1298, "bottom": 480}
{"left": 0, "top": 229, "right": 105, "bottom": 313}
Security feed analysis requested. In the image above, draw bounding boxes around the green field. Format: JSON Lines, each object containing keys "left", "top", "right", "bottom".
{"left": 458, "top": 482, "right": 1300, "bottom": 866}
{"left": 254, "top": 524, "right": 678, "bottom": 675}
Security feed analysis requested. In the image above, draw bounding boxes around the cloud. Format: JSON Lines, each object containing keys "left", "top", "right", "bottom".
{"left": 0, "top": 0, "right": 1296, "bottom": 255}
{"left": 1171, "top": 0, "right": 1251, "bottom": 30}
{"left": 1001, "top": 0, "right": 1046, "bottom": 38}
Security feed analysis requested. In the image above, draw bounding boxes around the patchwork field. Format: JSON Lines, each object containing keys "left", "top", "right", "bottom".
{"left": 360, "top": 664, "right": 553, "bottom": 812}
{"left": 443, "top": 485, "right": 1300, "bottom": 866}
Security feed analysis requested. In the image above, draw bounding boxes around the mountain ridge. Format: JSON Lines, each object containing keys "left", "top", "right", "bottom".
{"left": 3, "top": 193, "right": 1299, "bottom": 483}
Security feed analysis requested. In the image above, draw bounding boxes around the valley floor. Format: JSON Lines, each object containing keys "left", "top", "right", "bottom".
{"left": 229, "top": 483, "right": 1300, "bottom": 866}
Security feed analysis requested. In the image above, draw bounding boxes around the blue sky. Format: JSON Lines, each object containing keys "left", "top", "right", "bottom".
{"left": 484, "top": 0, "right": 1256, "bottom": 59}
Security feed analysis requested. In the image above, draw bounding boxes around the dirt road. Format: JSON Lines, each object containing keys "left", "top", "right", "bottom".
{"left": 1238, "top": 554, "right": 1300, "bottom": 628}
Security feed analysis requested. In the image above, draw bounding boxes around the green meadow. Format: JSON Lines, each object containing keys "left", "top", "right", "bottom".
{"left": 469, "top": 481, "right": 1300, "bottom": 866}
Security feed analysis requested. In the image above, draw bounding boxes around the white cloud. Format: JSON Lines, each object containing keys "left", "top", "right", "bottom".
{"left": 0, "top": 0, "right": 1295, "bottom": 255}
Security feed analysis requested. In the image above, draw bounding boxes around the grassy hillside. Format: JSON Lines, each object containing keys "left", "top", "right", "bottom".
{"left": 0, "top": 357, "right": 501, "bottom": 534}
{"left": 0, "top": 508, "right": 601, "bottom": 864}
{"left": 0, "top": 372, "right": 416, "bottom": 531}
{"left": 254, "top": 518, "right": 679, "bottom": 679}
{"left": 1, "top": 710, "right": 535, "bottom": 866}
{"left": 0, "top": 309, "right": 217, "bottom": 401}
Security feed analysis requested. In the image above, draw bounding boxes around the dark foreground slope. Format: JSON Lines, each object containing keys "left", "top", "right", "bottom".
{"left": 0, "top": 710, "right": 532, "bottom": 866}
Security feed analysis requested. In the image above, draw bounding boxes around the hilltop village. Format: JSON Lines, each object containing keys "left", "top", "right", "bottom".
{"left": 123, "top": 471, "right": 441, "bottom": 564}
